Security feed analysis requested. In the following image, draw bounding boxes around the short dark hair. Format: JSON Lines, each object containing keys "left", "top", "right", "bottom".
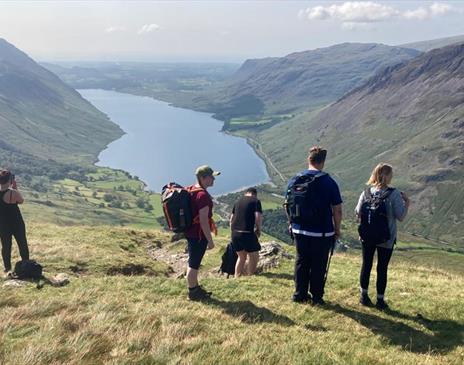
{"left": 246, "top": 187, "right": 257, "bottom": 196}
{"left": 308, "top": 146, "right": 327, "bottom": 165}
{"left": 0, "top": 170, "right": 11, "bottom": 185}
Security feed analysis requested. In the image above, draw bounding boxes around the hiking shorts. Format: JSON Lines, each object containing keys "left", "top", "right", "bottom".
{"left": 187, "top": 237, "right": 208, "bottom": 270}
{"left": 231, "top": 231, "right": 261, "bottom": 253}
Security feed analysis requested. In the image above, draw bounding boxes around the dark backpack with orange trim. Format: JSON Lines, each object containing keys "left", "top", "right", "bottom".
{"left": 161, "top": 183, "right": 203, "bottom": 233}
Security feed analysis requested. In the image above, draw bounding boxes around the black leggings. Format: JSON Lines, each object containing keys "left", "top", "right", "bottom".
{"left": 1, "top": 225, "right": 29, "bottom": 272}
{"left": 360, "top": 243, "right": 393, "bottom": 295}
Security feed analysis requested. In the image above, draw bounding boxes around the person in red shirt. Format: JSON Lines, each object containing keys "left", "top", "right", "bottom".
{"left": 184, "top": 165, "right": 220, "bottom": 301}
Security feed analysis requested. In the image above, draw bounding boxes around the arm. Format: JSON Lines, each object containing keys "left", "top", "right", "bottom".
{"left": 332, "top": 204, "right": 343, "bottom": 240}
{"left": 14, "top": 190, "right": 24, "bottom": 204}
{"left": 395, "top": 191, "right": 410, "bottom": 222}
{"left": 355, "top": 191, "right": 365, "bottom": 222}
{"left": 229, "top": 213, "right": 234, "bottom": 228}
{"left": 6, "top": 190, "right": 24, "bottom": 204}
{"left": 254, "top": 212, "right": 263, "bottom": 237}
{"left": 199, "top": 206, "right": 214, "bottom": 249}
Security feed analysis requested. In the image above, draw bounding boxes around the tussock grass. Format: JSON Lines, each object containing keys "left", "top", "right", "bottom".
{"left": 1, "top": 224, "right": 463, "bottom": 364}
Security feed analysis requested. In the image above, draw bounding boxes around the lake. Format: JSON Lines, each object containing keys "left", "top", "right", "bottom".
{"left": 79, "top": 89, "right": 269, "bottom": 195}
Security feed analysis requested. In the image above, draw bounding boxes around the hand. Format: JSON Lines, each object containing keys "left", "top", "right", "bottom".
{"left": 255, "top": 228, "right": 261, "bottom": 238}
{"left": 401, "top": 192, "right": 410, "bottom": 207}
{"left": 207, "top": 240, "right": 215, "bottom": 250}
{"left": 334, "top": 229, "right": 341, "bottom": 241}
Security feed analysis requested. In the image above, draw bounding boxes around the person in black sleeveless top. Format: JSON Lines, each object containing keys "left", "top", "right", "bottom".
{"left": 230, "top": 187, "right": 263, "bottom": 277}
{"left": 0, "top": 170, "right": 29, "bottom": 277}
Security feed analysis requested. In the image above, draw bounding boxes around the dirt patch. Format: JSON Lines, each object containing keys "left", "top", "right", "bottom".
{"left": 106, "top": 264, "right": 150, "bottom": 276}
{"left": 69, "top": 264, "right": 88, "bottom": 274}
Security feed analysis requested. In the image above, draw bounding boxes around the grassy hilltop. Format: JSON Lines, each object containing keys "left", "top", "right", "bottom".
{"left": 1, "top": 223, "right": 463, "bottom": 365}
{"left": 1, "top": 37, "right": 463, "bottom": 364}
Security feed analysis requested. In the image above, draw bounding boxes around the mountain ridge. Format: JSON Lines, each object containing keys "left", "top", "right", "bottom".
{"left": 252, "top": 42, "right": 464, "bottom": 244}
{"left": 0, "top": 38, "right": 123, "bottom": 168}
{"left": 192, "top": 42, "right": 421, "bottom": 118}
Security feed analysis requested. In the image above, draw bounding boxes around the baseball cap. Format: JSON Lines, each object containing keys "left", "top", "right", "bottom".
{"left": 195, "top": 165, "right": 221, "bottom": 178}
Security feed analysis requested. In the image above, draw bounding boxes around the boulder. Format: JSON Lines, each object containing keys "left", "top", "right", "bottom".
{"left": 49, "top": 273, "right": 70, "bottom": 287}
{"left": 256, "top": 241, "right": 293, "bottom": 273}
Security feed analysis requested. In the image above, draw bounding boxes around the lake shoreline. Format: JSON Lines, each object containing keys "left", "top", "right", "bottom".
{"left": 80, "top": 89, "right": 271, "bottom": 197}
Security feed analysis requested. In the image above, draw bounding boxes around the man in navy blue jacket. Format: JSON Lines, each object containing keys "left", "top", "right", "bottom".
{"left": 286, "top": 146, "right": 343, "bottom": 305}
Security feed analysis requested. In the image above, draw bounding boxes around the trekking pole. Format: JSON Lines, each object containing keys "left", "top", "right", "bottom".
{"left": 323, "top": 239, "right": 336, "bottom": 286}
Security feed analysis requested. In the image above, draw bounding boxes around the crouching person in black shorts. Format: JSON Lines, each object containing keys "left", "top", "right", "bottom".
{"left": 230, "top": 187, "right": 263, "bottom": 277}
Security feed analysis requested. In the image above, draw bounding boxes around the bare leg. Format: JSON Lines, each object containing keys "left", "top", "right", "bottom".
{"left": 247, "top": 251, "right": 259, "bottom": 275}
{"left": 186, "top": 267, "right": 199, "bottom": 288}
{"left": 235, "top": 251, "right": 247, "bottom": 278}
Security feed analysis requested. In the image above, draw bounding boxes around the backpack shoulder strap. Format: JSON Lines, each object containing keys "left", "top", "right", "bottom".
{"left": 380, "top": 187, "right": 395, "bottom": 200}
{"left": 364, "top": 187, "right": 372, "bottom": 199}
{"left": 187, "top": 185, "right": 205, "bottom": 194}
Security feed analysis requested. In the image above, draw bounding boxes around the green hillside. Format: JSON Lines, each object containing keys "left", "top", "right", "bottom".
{"left": 0, "top": 38, "right": 122, "bottom": 173}
{"left": 241, "top": 43, "right": 464, "bottom": 245}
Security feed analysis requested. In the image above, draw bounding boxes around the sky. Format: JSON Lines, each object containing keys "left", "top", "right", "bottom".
{"left": 0, "top": 1, "right": 463, "bottom": 62}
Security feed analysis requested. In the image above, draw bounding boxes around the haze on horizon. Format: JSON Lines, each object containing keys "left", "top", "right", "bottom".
{"left": 1, "top": 1, "right": 464, "bottom": 63}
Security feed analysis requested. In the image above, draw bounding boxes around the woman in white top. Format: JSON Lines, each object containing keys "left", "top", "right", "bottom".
{"left": 355, "top": 163, "right": 410, "bottom": 309}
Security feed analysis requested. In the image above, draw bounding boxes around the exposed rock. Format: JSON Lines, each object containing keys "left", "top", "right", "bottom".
{"left": 49, "top": 273, "right": 70, "bottom": 287}
{"left": 256, "top": 241, "right": 293, "bottom": 273}
{"left": 335, "top": 240, "right": 349, "bottom": 252}
{"left": 2, "top": 279, "right": 27, "bottom": 288}
{"left": 147, "top": 246, "right": 188, "bottom": 278}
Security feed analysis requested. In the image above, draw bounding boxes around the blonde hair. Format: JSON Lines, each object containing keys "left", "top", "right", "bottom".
{"left": 367, "top": 163, "right": 393, "bottom": 188}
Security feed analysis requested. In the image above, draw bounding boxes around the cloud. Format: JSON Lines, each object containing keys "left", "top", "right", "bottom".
{"left": 430, "top": 2, "right": 452, "bottom": 16}
{"left": 137, "top": 23, "right": 160, "bottom": 35}
{"left": 105, "top": 26, "right": 126, "bottom": 33}
{"left": 403, "top": 2, "right": 452, "bottom": 20}
{"left": 303, "top": 2, "right": 399, "bottom": 23}
{"left": 300, "top": 1, "right": 453, "bottom": 27}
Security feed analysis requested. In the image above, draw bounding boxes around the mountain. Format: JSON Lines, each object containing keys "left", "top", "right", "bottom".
{"left": 253, "top": 43, "right": 464, "bottom": 244}
{"left": 400, "top": 34, "right": 464, "bottom": 52}
{"left": 0, "top": 38, "right": 122, "bottom": 172}
{"left": 190, "top": 43, "right": 421, "bottom": 119}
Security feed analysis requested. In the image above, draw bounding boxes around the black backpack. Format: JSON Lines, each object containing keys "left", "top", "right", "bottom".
{"left": 284, "top": 172, "right": 326, "bottom": 225}
{"left": 358, "top": 188, "right": 394, "bottom": 246}
{"left": 219, "top": 242, "right": 237, "bottom": 277}
{"left": 161, "top": 183, "right": 202, "bottom": 233}
{"left": 14, "top": 260, "right": 43, "bottom": 280}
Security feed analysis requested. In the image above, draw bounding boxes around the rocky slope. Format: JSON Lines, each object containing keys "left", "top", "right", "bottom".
{"left": 191, "top": 43, "right": 420, "bottom": 118}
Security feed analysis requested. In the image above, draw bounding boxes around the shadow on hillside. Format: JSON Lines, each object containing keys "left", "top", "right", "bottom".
{"left": 259, "top": 272, "right": 294, "bottom": 281}
{"left": 205, "top": 298, "right": 295, "bottom": 326}
{"left": 324, "top": 303, "right": 464, "bottom": 354}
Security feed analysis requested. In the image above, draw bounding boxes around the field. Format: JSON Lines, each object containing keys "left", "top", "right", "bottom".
{"left": 21, "top": 167, "right": 164, "bottom": 229}
{"left": 1, "top": 223, "right": 463, "bottom": 365}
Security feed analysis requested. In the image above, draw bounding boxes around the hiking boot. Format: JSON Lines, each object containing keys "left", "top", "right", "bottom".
{"left": 376, "top": 298, "right": 389, "bottom": 310}
{"left": 198, "top": 286, "right": 212, "bottom": 296}
{"left": 311, "top": 297, "right": 326, "bottom": 306}
{"left": 188, "top": 286, "right": 212, "bottom": 301}
{"left": 360, "top": 293, "right": 374, "bottom": 307}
